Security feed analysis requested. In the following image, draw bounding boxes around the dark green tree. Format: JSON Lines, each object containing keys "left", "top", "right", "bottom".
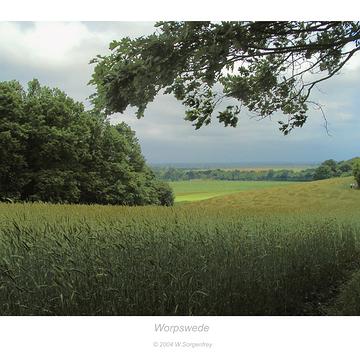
{"left": 90, "top": 21, "right": 360, "bottom": 134}
{"left": 322, "top": 159, "right": 338, "bottom": 173}
{"left": 0, "top": 79, "right": 173, "bottom": 205}
{"left": 313, "top": 165, "right": 333, "bottom": 180}
{"left": 338, "top": 161, "right": 352, "bottom": 174}
{"left": 313, "top": 159, "right": 340, "bottom": 180}
{"left": 353, "top": 159, "right": 360, "bottom": 188}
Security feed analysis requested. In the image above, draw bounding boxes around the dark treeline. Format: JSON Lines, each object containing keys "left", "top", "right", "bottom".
{"left": 153, "top": 158, "right": 358, "bottom": 182}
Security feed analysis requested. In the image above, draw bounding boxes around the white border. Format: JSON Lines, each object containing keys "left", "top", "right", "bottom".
{"left": 0, "top": 0, "right": 359, "bottom": 21}
{"left": 0, "top": 316, "right": 359, "bottom": 359}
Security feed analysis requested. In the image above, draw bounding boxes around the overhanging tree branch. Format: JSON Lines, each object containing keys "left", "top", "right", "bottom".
{"left": 89, "top": 21, "right": 360, "bottom": 134}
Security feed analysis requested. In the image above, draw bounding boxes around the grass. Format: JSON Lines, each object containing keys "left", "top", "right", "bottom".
{"left": 170, "top": 180, "right": 301, "bottom": 202}
{"left": 186, "top": 177, "right": 360, "bottom": 214}
{"left": 0, "top": 177, "right": 359, "bottom": 315}
{"left": 328, "top": 270, "right": 360, "bottom": 315}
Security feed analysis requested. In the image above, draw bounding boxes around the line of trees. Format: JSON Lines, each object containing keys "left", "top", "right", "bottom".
{"left": 0, "top": 79, "right": 174, "bottom": 205}
{"left": 312, "top": 159, "right": 354, "bottom": 180}
{"left": 153, "top": 158, "right": 358, "bottom": 183}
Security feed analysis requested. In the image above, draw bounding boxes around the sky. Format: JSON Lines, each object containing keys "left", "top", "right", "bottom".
{"left": 0, "top": 21, "right": 359, "bottom": 165}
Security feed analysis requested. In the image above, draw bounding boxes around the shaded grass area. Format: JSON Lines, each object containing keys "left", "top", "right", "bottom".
{"left": 0, "top": 178, "right": 359, "bottom": 315}
{"left": 327, "top": 270, "right": 360, "bottom": 315}
{"left": 170, "top": 180, "right": 300, "bottom": 202}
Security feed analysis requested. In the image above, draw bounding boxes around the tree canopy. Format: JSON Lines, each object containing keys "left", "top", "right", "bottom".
{"left": 90, "top": 21, "right": 360, "bottom": 134}
{"left": 0, "top": 79, "right": 174, "bottom": 205}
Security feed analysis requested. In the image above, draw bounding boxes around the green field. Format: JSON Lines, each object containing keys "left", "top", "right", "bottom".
{"left": 170, "top": 180, "right": 300, "bottom": 202}
{"left": 0, "top": 177, "right": 359, "bottom": 315}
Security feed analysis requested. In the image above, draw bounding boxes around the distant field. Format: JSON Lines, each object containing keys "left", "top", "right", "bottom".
{"left": 170, "top": 180, "right": 301, "bottom": 202}
{"left": 184, "top": 177, "right": 360, "bottom": 215}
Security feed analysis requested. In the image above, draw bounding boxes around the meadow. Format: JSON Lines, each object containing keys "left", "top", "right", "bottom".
{"left": 0, "top": 177, "right": 359, "bottom": 315}
{"left": 170, "top": 180, "right": 299, "bottom": 202}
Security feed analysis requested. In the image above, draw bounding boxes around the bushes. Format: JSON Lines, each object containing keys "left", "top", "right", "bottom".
{"left": 154, "top": 181, "right": 175, "bottom": 206}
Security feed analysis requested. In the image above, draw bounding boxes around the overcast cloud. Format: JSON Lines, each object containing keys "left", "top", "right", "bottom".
{"left": 0, "top": 21, "right": 359, "bottom": 164}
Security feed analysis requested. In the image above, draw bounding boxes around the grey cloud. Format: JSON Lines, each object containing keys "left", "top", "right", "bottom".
{"left": 82, "top": 22, "right": 156, "bottom": 38}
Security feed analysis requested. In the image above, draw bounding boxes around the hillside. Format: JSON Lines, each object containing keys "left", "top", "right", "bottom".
{"left": 171, "top": 180, "right": 301, "bottom": 202}
{"left": 184, "top": 177, "right": 360, "bottom": 215}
